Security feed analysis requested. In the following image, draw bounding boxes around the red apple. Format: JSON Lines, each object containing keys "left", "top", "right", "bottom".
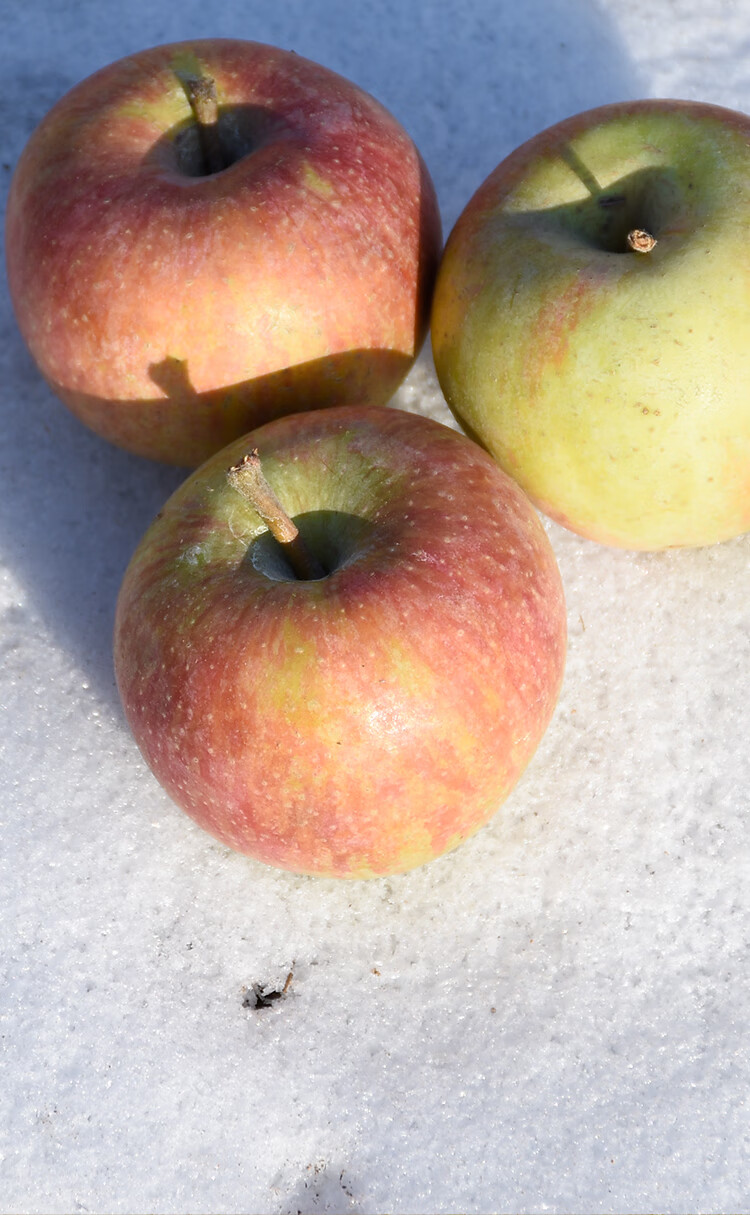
{"left": 113, "top": 405, "right": 567, "bottom": 878}
{"left": 6, "top": 40, "right": 441, "bottom": 465}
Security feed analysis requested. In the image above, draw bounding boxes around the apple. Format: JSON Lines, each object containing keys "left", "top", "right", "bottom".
{"left": 6, "top": 40, "right": 441, "bottom": 466}
{"left": 431, "top": 99, "right": 750, "bottom": 549}
{"left": 113, "top": 405, "right": 566, "bottom": 878}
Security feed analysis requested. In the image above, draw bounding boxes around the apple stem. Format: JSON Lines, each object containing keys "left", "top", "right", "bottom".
{"left": 227, "top": 450, "right": 327, "bottom": 581}
{"left": 627, "top": 228, "right": 657, "bottom": 253}
{"left": 185, "top": 76, "right": 225, "bottom": 174}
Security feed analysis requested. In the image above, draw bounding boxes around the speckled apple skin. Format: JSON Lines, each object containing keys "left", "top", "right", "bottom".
{"left": 6, "top": 40, "right": 441, "bottom": 466}
{"left": 432, "top": 100, "right": 750, "bottom": 549}
{"left": 114, "top": 406, "right": 566, "bottom": 878}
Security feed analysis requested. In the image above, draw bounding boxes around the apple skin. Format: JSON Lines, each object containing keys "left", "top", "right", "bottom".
{"left": 113, "top": 405, "right": 566, "bottom": 878}
{"left": 431, "top": 99, "right": 750, "bottom": 549}
{"left": 6, "top": 40, "right": 441, "bottom": 466}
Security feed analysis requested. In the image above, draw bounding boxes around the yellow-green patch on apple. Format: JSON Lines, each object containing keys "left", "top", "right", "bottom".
{"left": 432, "top": 99, "right": 750, "bottom": 549}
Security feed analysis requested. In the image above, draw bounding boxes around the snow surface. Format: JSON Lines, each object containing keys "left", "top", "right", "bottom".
{"left": 1, "top": 1, "right": 749, "bottom": 1212}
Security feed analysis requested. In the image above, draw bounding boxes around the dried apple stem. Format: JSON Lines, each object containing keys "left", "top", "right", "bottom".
{"left": 627, "top": 228, "right": 657, "bottom": 253}
{"left": 185, "top": 75, "right": 225, "bottom": 174}
{"left": 227, "top": 450, "right": 326, "bottom": 581}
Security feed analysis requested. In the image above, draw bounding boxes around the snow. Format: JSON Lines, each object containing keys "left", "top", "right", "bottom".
{"left": 1, "top": 1, "right": 748, "bottom": 1212}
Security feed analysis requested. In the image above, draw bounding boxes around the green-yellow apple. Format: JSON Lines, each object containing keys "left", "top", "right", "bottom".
{"left": 431, "top": 99, "right": 750, "bottom": 549}
{"left": 114, "top": 405, "right": 566, "bottom": 878}
{"left": 6, "top": 40, "right": 441, "bottom": 465}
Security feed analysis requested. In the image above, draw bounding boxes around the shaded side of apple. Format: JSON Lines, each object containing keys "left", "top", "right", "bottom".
{"left": 432, "top": 99, "right": 750, "bottom": 549}
{"left": 7, "top": 40, "right": 441, "bottom": 465}
{"left": 114, "top": 406, "right": 566, "bottom": 878}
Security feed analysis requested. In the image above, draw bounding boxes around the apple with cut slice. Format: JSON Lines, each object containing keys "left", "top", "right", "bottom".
{"left": 432, "top": 99, "right": 750, "bottom": 549}
{"left": 6, "top": 39, "right": 441, "bottom": 465}
{"left": 114, "top": 405, "right": 566, "bottom": 878}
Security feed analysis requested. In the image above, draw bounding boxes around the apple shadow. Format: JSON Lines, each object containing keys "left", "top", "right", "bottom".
{"left": 50, "top": 347, "right": 419, "bottom": 468}
{"left": 0, "top": 339, "right": 188, "bottom": 711}
{"left": 509, "top": 162, "right": 687, "bottom": 253}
